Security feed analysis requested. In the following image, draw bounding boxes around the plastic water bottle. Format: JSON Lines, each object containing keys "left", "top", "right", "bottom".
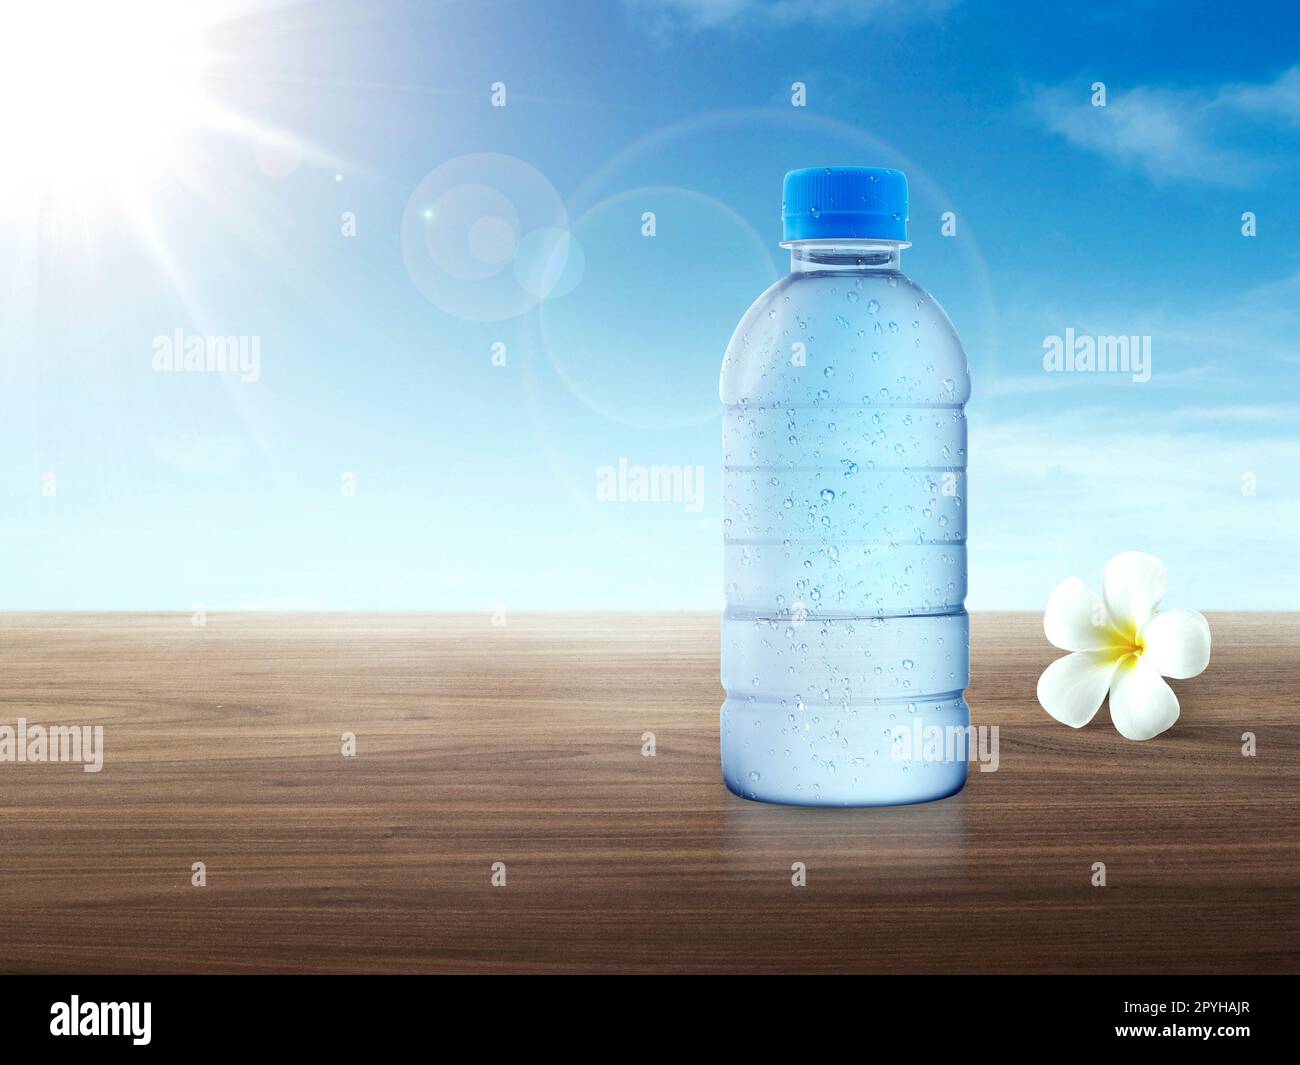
{"left": 720, "top": 166, "right": 971, "bottom": 806}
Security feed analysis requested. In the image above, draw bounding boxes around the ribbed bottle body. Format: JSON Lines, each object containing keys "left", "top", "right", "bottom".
{"left": 720, "top": 258, "right": 970, "bottom": 805}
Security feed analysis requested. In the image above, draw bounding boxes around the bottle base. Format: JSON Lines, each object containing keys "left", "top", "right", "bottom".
{"left": 722, "top": 772, "right": 966, "bottom": 808}
{"left": 720, "top": 697, "right": 971, "bottom": 808}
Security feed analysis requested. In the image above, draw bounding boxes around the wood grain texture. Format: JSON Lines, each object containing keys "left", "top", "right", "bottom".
{"left": 0, "top": 612, "right": 1296, "bottom": 974}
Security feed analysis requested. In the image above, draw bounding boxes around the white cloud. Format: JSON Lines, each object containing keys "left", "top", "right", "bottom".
{"left": 1168, "top": 403, "right": 1300, "bottom": 423}
{"left": 1147, "top": 268, "right": 1300, "bottom": 373}
{"left": 969, "top": 262, "right": 1300, "bottom": 609}
{"left": 969, "top": 405, "right": 1300, "bottom": 609}
{"left": 984, "top": 363, "right": 1215, "bottom": 399}
{"left": 986, "top": 268, "right": 1300, "bottom": 401}
{"left": 1028, "top": 66, "right": 1300, "bottom": 183}
{"left": 1028, "top": 84, "right": 1250, "bottom": 183}
{"left": 1223, "top": 66, "right": 1300, "bottom": 125}
{"left": 625, "top": 0, "right": 955, "bottom": 36}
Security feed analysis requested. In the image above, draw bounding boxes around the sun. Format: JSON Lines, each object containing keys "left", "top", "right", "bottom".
{"left": 0, "top": 1, "right": 218, "bottom": 203}
{"left": 0, "top": 0, "right": 351, "bottom": 307}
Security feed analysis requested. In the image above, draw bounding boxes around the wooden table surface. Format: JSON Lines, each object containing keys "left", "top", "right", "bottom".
{"left": 0, "top": 612, "right": 1296, "bottom": 974}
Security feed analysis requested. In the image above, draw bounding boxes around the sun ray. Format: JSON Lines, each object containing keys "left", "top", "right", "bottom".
{"left": 1, "top": 0, "right": 362, "bottom": 250}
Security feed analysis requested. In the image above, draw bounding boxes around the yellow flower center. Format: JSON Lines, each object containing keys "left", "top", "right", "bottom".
{"left": 1117, "top": 628, "right": 1144, "bottom": 663}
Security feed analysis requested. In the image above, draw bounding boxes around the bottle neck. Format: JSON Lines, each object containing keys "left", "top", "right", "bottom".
{"left": 784, "top": 239, "right": 905, "bottom": 274}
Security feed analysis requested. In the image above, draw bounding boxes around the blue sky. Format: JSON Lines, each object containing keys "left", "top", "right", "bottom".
{"left": 2, "top": 0, "right": 1298, "bottom": 610}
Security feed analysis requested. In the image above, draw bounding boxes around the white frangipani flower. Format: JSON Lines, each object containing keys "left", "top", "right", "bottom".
{"left": 1036, "top": 551, "right": 1211, "bottom": 741}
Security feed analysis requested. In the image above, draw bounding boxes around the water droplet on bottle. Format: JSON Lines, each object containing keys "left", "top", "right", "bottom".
{"left": 820, "top": 488, "right": 835, "bottom": 503}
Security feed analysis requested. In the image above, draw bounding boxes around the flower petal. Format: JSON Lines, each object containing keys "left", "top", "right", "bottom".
{"left": 1141, "top": 608, "right": 1211, "bottom": 679}
{"left": 1103, "top": 551, "right": 1166, "bottom": 632}
{"left": 1108, "top": 655, "right": 1180, "bottom": 740}
{"left": 1037, "top": 651, "right": 1119, "bottom": 729}
{"left": 1044, "top": 576, "right": 1119, "bottom": 651}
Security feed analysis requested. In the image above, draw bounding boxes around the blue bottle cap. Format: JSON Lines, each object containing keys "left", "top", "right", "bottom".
{"left": 782, "top": 166, "right": 908, "bottom": 242}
